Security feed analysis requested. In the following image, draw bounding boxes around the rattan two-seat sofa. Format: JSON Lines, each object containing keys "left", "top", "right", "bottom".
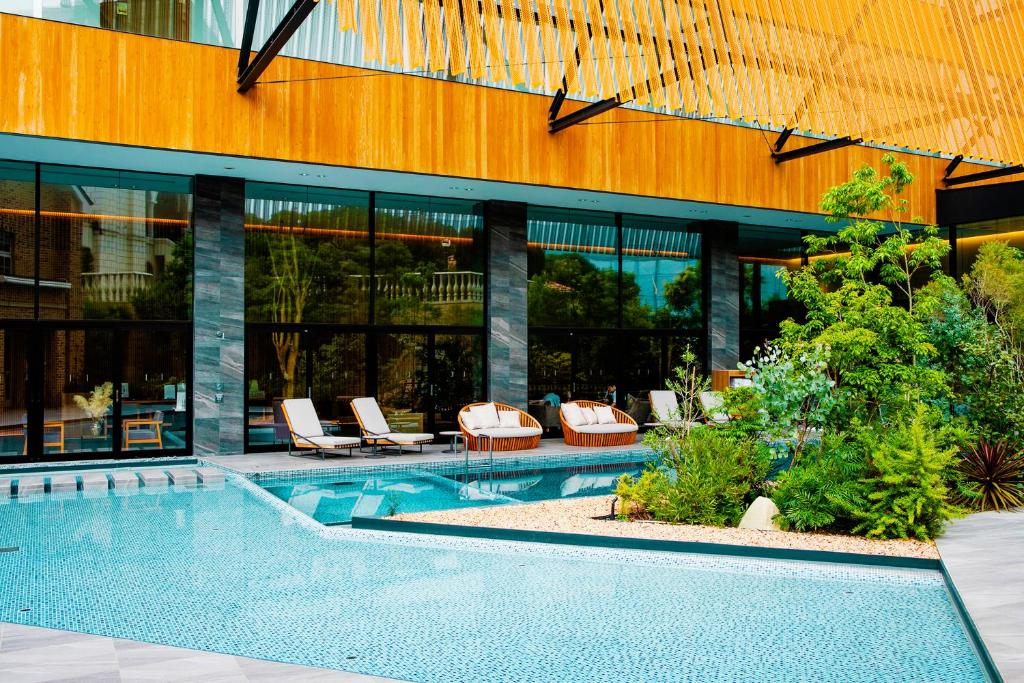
{"left": 559, "top": 399, "right": 638, "bottom": 447}
{"left": 458, "top": 402, "right": 543, "bottom": 451}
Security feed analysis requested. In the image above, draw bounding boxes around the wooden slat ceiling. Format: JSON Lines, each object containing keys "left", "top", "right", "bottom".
{"left": 327, "top": 0, "right": 1024, "bottom": 164}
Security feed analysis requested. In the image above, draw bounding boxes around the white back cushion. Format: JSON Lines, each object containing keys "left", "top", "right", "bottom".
{"left": 580, "top": 407, "right": 598, "bottom": 425}
{"left": 498, "top": 410, "right": 521, "bottom": 428}
{"left": 649, "top": 390, "right": 679, "bottom": 422}
{"left": 469, "top": 403, "right": 501, "bottom": 429}
{"left": 461, "top": 411, "right": 478, "bottom": 430}
{"left": 282, "top": 399, "right": 324, "bottom": 437}
{"left": 352, "top": 397, "right": 390, "bottom": 434}
{"left": 561, "top": 402, "right": 585, "bottom": 426}
{"left": 594, "top": 405, "right": 617, "bottom": 424}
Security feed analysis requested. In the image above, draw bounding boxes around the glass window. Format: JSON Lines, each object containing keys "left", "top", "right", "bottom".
{"left": 9, "top": 1, "right": 234, "bottom": 43}
{"left": 738, "top": 225, "right": 804, "bottom": 358}
{"left": 374, "top": 194, "right": 484, "bottom": 326}
{"left": 527, "top": 207, "right": 618, "bottom": 328}
{"left": 955, "top": 216, "right": 1024, "bottom": 277}
{"left": 621, "top": 215, "right": 702, "bottom": 329}
{"left": 245, "top": 183, "right": 370, "bottom": 325}
{"left": 37, "top": 165, "right": 193, "bottom": 321}
{"left": 0, "top": 161, "right": 36, "bottom": 319}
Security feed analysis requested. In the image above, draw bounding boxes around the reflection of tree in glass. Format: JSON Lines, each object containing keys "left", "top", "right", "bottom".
{"left": 133, "top": 233, "right": 193, "bottom": 320}
{"left": 528, "top": 251, "right": 702, "bottom": 329}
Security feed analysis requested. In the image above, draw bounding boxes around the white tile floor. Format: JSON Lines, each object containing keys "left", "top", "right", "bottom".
{"left": 937, "top": 510, "right": 1024, "bottom": 682}
{"left": 0, "top": 623, "right": 401, "bottom": 682}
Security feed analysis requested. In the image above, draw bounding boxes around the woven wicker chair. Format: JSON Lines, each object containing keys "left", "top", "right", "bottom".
{"left": 559, "top": 400, "right": 638, "bottom": 447}
{"left": 458, "top": 402, "right": 542, "bottom": 451}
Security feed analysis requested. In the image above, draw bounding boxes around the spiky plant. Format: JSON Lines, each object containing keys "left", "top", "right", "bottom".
{"left": 955, "top": 441, "right": 1024, "bottom": 512}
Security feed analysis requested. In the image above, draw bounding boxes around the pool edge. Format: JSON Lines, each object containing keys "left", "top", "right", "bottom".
{"left": 350, "top": 516, "right": 942, "bottom": 569}
{"left": 352, "top": 517, "right": 1002, "bottom": 682}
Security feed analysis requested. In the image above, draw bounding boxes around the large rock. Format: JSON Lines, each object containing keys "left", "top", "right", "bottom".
{"left": 738, "top": 496, "right": 782, "bottom": 531}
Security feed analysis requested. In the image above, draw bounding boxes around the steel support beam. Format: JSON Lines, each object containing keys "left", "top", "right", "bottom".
{"left": 237, "top": 0, "right": 320, "bottom": 93}
{"left": 774, "top": 127, "right": 795, "bottom": 152}
{"left": 548, "top": 97, "right": 622, "bottom": 133}
{"left": 943, "top": 164, "right": 1024, "bottom": 187}
{"left": 772, "top": 136, "right": 862, "bottom": 163}
{"left": 944, "top": 154, "right": 965, "bottom": 179}
{"left": 237, "top": 0, "right": 261, "bottom": 76}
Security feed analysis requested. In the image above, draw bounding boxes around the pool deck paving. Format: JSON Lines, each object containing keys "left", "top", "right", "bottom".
{"left": 936, "top": 509, "right": 1024, "bottom": 682}
{"left": 205, "top": 440, "right": 646, "bottom": 476}
{"left": 0, "top": 622, "right": 402, "bottom": 683}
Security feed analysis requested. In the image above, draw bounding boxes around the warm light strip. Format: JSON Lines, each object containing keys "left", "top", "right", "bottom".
{"left": 331, "top": 0, "right": 1024, "bottom": 164}
{"left": 956, "top": 228, "right": 1024, "bottom": 248}
{"left": 0, "top": 208, "right": 189, "bottom": 226}
{"left": 530, "top": 241, "right": 690, "bottom": 258}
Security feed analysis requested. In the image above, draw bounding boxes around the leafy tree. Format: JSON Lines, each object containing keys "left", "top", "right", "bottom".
{"left": 778, "top": 155, "right": 950, "bottom": 423}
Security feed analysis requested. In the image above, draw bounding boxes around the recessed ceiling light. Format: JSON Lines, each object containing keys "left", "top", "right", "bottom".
{"left": 299, "top": 173, "right": 309, "bottom": 177}
{"left": 448, "top": 185, "right": 472, "bottom": 191}
{"left": 316, "top": 174, "right": 327, "bottom": 179}
{"left": 224, "top": 166, "right": 235, "bottom": 170}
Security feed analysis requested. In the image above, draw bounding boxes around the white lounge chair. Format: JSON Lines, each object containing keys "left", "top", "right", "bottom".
{"left": 647, "top": 390, "right": 689, "bottom": 428}
{"left": 699, "top": 391, "right": 731, "bottom": 424}
{"left": 350, "top": 397, "right": 434, "bottom": 457}
{"left": 280, "top": 399, "right": 360, "bottom": 459}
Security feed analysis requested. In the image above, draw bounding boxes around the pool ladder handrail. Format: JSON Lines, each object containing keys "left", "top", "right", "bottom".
{"left": 462, "top": 430, "right": 498, "bottom": 499}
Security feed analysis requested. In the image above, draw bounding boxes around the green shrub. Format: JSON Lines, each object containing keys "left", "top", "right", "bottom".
{"left": 770, "top": 433, "right": 869, "bottom": 532}
{"left": 852, "top": 407, "right": 960, "bottom": 541}
{"left": 618, "top": 428, "right": 770, "bottom": 527}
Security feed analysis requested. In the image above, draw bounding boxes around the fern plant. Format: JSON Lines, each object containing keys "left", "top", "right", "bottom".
{"left": 852, "top": 407, "right": 960, "bottom": 541}
{"left": 771, "top": 433, "right": 868, "bottom": 532}
{"left": 954, "top": 440, "right": 1024, "bottom": 511}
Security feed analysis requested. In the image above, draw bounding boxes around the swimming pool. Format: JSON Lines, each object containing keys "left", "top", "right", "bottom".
{"left": 0, "top": 473, "right": 989, "bottom": 682}
{"left": 261, "top": 459, "right": 645, "bottom": 524}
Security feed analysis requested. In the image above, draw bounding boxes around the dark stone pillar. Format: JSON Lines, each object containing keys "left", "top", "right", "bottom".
{"left": 703, "top": 221, "right": 740, "bottom": 371}
{"left": 192, "top": 175, "right": 245, "bottom": 455}
{"left": 485, "top": 200, "right": 529, "bottom": 408}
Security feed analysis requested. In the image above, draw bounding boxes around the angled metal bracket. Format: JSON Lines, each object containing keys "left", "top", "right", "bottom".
{"left": 237, "top": 0, "right": 320, "bottom": 93}
{"left": 943, "top": 154, "right": 964, "bottom": 179}
{"left": 549, "top": 97, "right": 622, "bottom": 133}
{"left": 774, "top": 127, "right": 795, "bottom": 152}
{"left": 548, "top": 89, "right": 567, "bottom": 122}
{"left": 772, "top": 135, "right": 862, "bottom": 163}
{"left": 943, "top": 163, "right": 1024, "bottom": 187}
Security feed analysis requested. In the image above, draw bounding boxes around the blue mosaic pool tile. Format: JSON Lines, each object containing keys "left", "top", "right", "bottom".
{"left": 0, "top": 473, "right": 988, "bottom": 683}
{"left": 244, "top": 448, "right": 656, "bottom": 487}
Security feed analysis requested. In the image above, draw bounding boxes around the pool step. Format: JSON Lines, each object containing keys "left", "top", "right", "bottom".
{"left": 0, "top": 467, "right": 227, "bottom": 498}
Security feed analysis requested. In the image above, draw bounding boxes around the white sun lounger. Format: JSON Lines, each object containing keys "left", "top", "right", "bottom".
{"left": 280, "top": 399, "right": 360, "bottom": 459}
{"left": 350, "top": 397, "right": 433, "bottom": 458}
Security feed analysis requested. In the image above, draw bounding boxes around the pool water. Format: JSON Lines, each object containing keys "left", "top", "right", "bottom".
{"left": 0, "top": 474, "right": 989, "bottom": 682}
{"left": 262, "top": 461, "right": 644, "bottom": 525}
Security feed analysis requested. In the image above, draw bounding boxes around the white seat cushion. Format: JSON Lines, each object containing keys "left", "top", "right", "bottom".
{"left": 467, "top": 427, "right": 542, "bottom": 438}
{"left": 469, "top": 403, "right": 501, "bottom": 429}
{"left": 461, "top": 411, "right": 478, "bottom": 430}
{"left": 303, "top": 435, "right": 360, "bottom": 448}
{"left": 282, "top": 399, "right": 325, "bottom": 437}
{"left": 594, "top": 405, "right": 617, "bottom": 424}
{"left": 561, "top": 403, "right": 585, "bottom": 427}
{"left": 376, "top": 432, "right": 433, "bottom": 444}
{"left": 580, "top": 407, "right": 598, "bottom": 425}
{"left": 351, "top": 397, "right": 391, "bottom": 435}
{"left": 649, "top": 391, "right": 679, "bottom": 423}
{"left": 497, "top": 410, "right": 521, "bottom": 428}
{"left": 700, "top": 392, "right": 730, "bottom": 423}
{"left": 572, "top": 423, "right": 637, "bottom": 434}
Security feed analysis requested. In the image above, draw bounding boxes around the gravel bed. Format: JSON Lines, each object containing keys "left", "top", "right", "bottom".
{"left": 392, "top": 496, "right": 939, "bottom": 560}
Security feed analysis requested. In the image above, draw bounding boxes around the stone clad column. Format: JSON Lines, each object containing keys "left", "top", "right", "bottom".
{"left": 485, "top": 200, "right": 529, "bottom": 408}
{"left": 192, "top": 175, "right": 245, "bottom": 455}
{"left": 702, "top": 221, "right": 740, "bottom": 371}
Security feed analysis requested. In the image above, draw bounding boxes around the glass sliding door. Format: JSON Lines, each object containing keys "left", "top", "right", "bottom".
{"left": 376, "top": 333, "right": 430, "bottom": 434}
{"left": 120, "top": 327, "right": 189, "bottom": 452}
{"left": 309, "top": 331, "right": 366, "bottom": 437}
{"left": 0, "top": 328, "right": 31, "bottom": 458}
{"left": 45, "top": 328, "right": 117, "bottom": 455}
{"left": 245, "top": 329, "right": 308, "bottom": 449}
{"left": 433, "top": 334, "right": 484, "bottom": 433}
